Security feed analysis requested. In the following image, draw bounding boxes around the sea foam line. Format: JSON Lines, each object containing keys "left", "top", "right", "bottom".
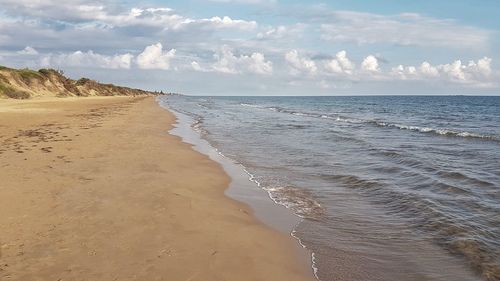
{"left": 237, "top": 102, "right": 499, "bottom": 141}
{"left": 243, "top": 167, "right": 321, "bottom": 281}
{"left": 164, "top": 98, "right": 321, "bottom": 281}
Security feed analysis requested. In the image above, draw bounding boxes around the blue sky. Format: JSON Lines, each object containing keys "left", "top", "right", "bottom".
{"left": 0, "top": 0, "right": 498, "bottom": 95}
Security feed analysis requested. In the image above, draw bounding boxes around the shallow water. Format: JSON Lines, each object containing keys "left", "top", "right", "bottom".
{"left": 159, "top": 95, "right": 500, "bottom": 281}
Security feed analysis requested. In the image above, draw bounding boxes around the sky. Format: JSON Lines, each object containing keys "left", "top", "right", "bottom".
{"left": 0, "top": 0, "right": 499, "bottom": 95}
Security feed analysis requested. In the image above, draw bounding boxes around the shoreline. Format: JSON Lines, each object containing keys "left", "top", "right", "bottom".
{"left": 0, "top": 96, "right": 315, "bottom": 280}
{"left": 162, "top": 95, "right": 493, "bottom": 281}
{"left": 161, "top": 101, "right": 315, "bottom": 276}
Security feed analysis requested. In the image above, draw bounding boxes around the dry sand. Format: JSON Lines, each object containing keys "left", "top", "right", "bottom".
{"left": 0, "top": 96, "right": 314, "bottom": 281}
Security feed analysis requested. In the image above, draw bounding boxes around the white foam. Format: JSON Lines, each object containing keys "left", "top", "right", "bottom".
{"left": 381, "top": 123, "right": 495, "bottom": 140}
{"left": 240, "top": 103, "right": 261, "bottom": 108}
{"left": 240, "top": 100, "right": 498, "bottom": 141}
{"left": 242, "top": 158, "right": 322, "bottom": 280}
{"left": 159, "top": 96, "right": 321, "bottom": 280}
{"left": 292, "top": 112, "right": 308, "bottom": 116}
{"left": 291, "top": 228, "right": 321, "bottom": 280}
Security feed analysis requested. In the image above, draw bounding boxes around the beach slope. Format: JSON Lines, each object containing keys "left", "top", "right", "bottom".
{"left": 0, "top": 96, "right": 312, "bottom": 281}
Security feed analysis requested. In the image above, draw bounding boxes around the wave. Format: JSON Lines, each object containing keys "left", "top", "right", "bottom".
{"left": 238, "top": 102, "right": 499, "bottom": 141}
{"left": 324, "top": 172, "right": 500, "bottom": 279}
{"left": 243, "top": 168, "right": 324, "bottom": 219}
{"left": 240, "top": 103, "right": 262, "bottom": 108}
{"left": 371, "top": 122, "right": 498, "bottom": 141}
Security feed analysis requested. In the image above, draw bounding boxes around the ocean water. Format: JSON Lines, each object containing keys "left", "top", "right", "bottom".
{"left": 159, "top": 95, "right": 500, "bottom": 281}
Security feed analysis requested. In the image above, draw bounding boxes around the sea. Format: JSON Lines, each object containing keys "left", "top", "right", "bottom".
{"left": 158, "top": 95, "right": 500, "bottom": 281}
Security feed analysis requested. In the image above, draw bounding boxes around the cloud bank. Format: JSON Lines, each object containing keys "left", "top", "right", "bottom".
{"left": 8, "top": 42, "right": 496, "bottom": 89}
{"left": 315, "top": 11, "right": 490, "bottom": 49}
{"left": 0, "top": 0, "right": 497, "bottom": 93}
{"left": 283, "top": 49, "right": 496, "bottom": 87}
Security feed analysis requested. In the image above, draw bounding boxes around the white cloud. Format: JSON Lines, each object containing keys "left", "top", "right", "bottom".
{"left": 285, "top": 49, "right": 317, "bottom": 75}
{"left": 286, "top": 50, "right": 373, "bottom": 79}
{"left": 419, "top": 62, "right": 439, "bottom": 78}
{"left": 391, "top": 57, "right": 494, "bottom": 86}
{"left": 320, "top": 11, "right": 490, "bottom": 49}
{"left": 361, "top": 55, "right": 380, "bottom": 72}
{"left": 256, "top": 24, "right": 304, "bottom": 40}
{"left": 247, "top": 52, "right": 273, "bottom": 75}
{"left": 324, "top": 50, "right": 355, "bottom": 75}
{"left": 284, "top": 49, "right": 496, "bottom": 87}
{"left": 196, "top": 16, "right": 257, "bottom": 31}
{"left": 324, "top": 59, "right": 342, "bottom": 74}
{"left": 29, "top": 43, "right": 175, "bottom": 71}
{"left": 87, "top": 8, "right": 257, "bottom": 31}
{"left": 335, "top": 51, "right": 355, "bottom": 73}
{"left": 210, "top": 45, "right": 273, "bottom": 75}
{"left": 0, "top": 1, "right": 257, "bottom": 32}
{"left": 257, "top": 25, "right": 288, "bottom": 40}
{"left": 17, "top": 46, "right": 39, "bottom": 55}
{"left": 27, "top": 43, "right": 497, "bottom": 89}
{"left": 0, "top": 0, "right": 497, "bottom": 93}
{"left": 191, "top": 61, "right": 203, "bottom": 71}
{"left": 0, "top": 0, "right": 100, "bottom": 21}
{"left": 40, "top": 50, "right": 134, "bottom": 69}
{"left": 467, "top": 57, "right": 492, "bottom": 77}
{"left": 441, "top": 60, "right": 466, "bottom": 81}
{"left": 286, "top": 50, "right": 379, "bottom": 80}
{"left": 136, "top": 43, "right": 176, "bottom": 70}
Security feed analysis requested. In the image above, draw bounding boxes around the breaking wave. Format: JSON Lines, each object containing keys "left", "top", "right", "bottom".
{"left": 238, "top": 103, "right": 499, "bottom": 141}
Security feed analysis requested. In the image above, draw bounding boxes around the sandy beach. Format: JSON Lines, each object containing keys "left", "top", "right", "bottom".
{"left": 0, "top": 96, "right": 313, "bottom": 281}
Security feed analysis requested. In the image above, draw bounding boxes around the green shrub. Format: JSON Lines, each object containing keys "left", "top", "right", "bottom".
{"left": 76, "top": 77, "right": 91, "bottom": 86}
{"left": 38, "top": 68, "right": 52, "bottom": 76}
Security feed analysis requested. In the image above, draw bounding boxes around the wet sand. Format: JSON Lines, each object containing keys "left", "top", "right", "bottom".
{"left": 0, "top": 96, "right": 314, "bottom": 281}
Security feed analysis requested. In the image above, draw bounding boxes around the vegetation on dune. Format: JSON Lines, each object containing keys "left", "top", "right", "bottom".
{"left": 0, "top": 65, "right": 164, "bottom": 99}
{"left": 0, "top": 78, "right": 31, "bottom": 99}
{"left": 0, "top": 82, "right": 14, "bottom": 94}
{"left": 38, "top": 68, "right": 58, "bottom": 76}
{"left": 18, "top": 68, "right": 45, "bottom": 83}
{"left": 75, "top": 77, "right": 91, "bottom": 86}
{"left": 5, "top": 90, "right": 31, "bottom": 99}
{"left": 0, "top": 73, "right": 9, "bottom": 84}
